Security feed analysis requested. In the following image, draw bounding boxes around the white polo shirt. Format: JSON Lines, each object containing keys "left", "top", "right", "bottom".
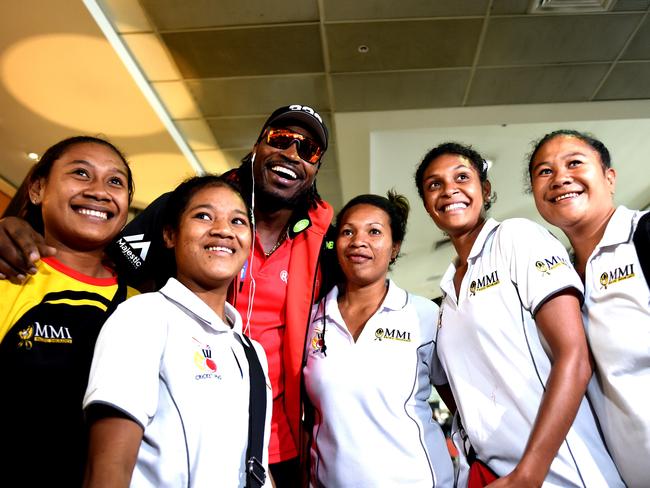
{"left": 437, "top": 218, "right": 623, "bottom": 487}
{"left": 303, "top": 280, "right": 454, "bottom": 487}
{"left": 582, "top": 205, "right": 650, "bottom": 488}
{"left": 84, "top": 278, "right": 271, "bottom": 488}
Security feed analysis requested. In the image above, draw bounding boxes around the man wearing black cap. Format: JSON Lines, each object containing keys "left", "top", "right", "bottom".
{"left": 0, "top": 104, "right": 334, "bottom": 486}
{"left": 220, "top": 104, "right": 333, "bottom": 486}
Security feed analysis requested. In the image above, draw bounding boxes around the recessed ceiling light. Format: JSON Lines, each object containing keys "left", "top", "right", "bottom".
{"left": 528, "top": 0, "right": 617, "bottom": 13}
{"left": 27, "top": 152, "right": 39, "bottom": 161}
{"left": 357, "top": 45, "right": 369, "bottom": 54}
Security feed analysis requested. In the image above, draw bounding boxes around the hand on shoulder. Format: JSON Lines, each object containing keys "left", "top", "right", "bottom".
{"left": 0, "top": 216, "right": 56, "bottom": 283}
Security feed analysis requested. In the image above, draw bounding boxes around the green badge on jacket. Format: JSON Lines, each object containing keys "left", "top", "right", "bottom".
{"left": 293, "top": 219, "right": 310, "bottom": 233}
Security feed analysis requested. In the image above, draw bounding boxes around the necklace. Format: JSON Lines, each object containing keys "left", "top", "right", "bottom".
{"left": 264, "top": 227, "right": 288, "bottom": 257}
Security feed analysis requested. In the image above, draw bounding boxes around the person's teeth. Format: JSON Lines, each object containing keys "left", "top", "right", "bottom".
{"left": 206, "top": 246, "right": 234, "bottom": 254}
{"left": 78, "top": 208, "right": 108, "bottom": 219}
{"left": 555, "top": 193, "right": 579, "bottom": 202}
{"left": 272, "top": 166, "right": 297, "bottom": 179}
{"left": 444, "top": 202, "right": 467, "bottom": 212}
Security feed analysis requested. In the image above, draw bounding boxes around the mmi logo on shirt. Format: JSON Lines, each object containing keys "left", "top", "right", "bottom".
{"left": 535, "top": 256, "right": 569, "bottom": 275}
{"left": 600, "top": 263, "right": 635, "bottom": 289}
{"left": 374, "top": 328, "right": 411, "bottom": 342}
{"left": 17, "top": 321, "right": 73, "bottom": 349}
{"left": 469, "top": 270, "right": 500, "bottom": 296}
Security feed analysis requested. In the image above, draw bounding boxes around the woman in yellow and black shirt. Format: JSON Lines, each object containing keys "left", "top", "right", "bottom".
{"left": 0, "top": 136, "right": 137, "bottom": 487}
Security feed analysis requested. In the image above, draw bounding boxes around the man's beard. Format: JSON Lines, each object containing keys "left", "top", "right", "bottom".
{"left": 254, "top": 181, "right": 311, "bottom": 211}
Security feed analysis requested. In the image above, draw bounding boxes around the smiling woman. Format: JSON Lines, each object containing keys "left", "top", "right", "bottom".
{"left": 0, "top": 136, "right": 138, "bottom": 487}
{"left": 83, "top": 175, "right": 272, "bottom": 488}
{"left": 303, "top": 191, "right": 455, "bottom": 487}
{"left": 529, "top": 130, "right": 650, "bottom": 487}
{"left": 414, "top": 141, "right": 623, "bottom": 487}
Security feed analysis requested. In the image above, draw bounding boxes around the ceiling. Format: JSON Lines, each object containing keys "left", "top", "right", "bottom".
{"left": 0, "top": 0, "right": 195, "bottom": 207}
{"left": 1, "top": 0, "right": 649, "bottom": 297}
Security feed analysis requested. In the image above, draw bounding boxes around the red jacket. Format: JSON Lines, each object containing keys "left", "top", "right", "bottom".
{"left": 230, "top": 199, "right": 334, "bottom": 449}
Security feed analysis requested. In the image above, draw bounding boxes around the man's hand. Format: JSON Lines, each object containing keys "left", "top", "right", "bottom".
{"left": 0, "top": 217, "right": 56, "bottom": 283}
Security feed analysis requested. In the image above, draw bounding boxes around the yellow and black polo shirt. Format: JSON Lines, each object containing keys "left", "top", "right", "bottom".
{"left": 0, "top": 257, "right": 137, "bottom": 486}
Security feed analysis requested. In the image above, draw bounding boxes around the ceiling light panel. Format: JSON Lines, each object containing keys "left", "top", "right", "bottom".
{"left": 327, "top": 19, "right": 482, "bottom": 72}
{"left": 621, "top": 14, "right": 650, "bottom": 59}
{"left": 528, "top": 0, "right": 618, "bottom": 13}
{"left": 595, "top": 62, "right": 650, "bottom": 99}
{"left": 162, "top": 25, "right": 323, "bottom": 78}
{"left": 184, "top": 75, "right": 329, "bottom": 117}
{"left": 332, "top": 70, "right": 470, "bottom": 111}
{"left": 323, "top": 0, "right": 488, "bottom": 20}
{"left": 479, "top": 14, "right": 641, "bottom": 65}
{"left": 468, "top": 64, "right": 610, "bottom": 106}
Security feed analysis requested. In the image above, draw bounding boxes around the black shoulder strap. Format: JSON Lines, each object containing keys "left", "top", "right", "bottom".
{"left": 236, "top": 333, "right": 267, "bottom": 488}
{"left": 434, "top": 292, "right": 445, "bottom": 353}
{"left": 105, "top": 275, "right": 128, "bottom": 318}
{"left": 633, "top": 212, "right": 650, "bottom": 289}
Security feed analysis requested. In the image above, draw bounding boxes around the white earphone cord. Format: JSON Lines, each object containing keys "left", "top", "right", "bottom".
{"left": 244, "top": 151, "right": 257, "bottom": 337}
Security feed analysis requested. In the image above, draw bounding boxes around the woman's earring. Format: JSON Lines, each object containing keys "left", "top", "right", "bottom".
{"left": 483, "top": 191, "right": 497, "bottom": 210}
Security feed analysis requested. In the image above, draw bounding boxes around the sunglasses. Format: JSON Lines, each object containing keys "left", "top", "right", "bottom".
{"left": 264, "top": 128, "right": 323, "bottom": 164}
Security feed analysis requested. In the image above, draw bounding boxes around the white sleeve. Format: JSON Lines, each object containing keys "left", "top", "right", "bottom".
{"left": 83, "top": 294, "right": 168, "bottom": 428}
{"left": 499, "top": 219, "right": 583, "bottom": 316}
{"left": 412, "top": 294, "right": 448, "bottom": 386}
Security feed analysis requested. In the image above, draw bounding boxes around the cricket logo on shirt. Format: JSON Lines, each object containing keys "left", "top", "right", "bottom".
{"left": 469, "top": 270, "right": 500, "bottom": 296}
{"left": 535, "top": 256, "right": 569, "bottom": 275}
{"left": 599, "top": 263, "right": 635, "bottom": 289}
{"left": 374, "top": 328, "right": 412, "bottom": 342}
{"left": 193, "top": 338, "right": 220, "bottom": 380}
{"left": 310, "top": 328, "right": 325, "bottom": 353}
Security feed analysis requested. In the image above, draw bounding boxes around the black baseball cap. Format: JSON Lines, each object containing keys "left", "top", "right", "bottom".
{"left": 258, "top": 104, "right": 328, "bottom": 151}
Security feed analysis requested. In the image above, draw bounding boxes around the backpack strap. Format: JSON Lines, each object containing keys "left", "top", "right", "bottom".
{"left": 633, "top": 211, "right": 650, "bottom": 289}
{"left": 236, "top": 333, "right": 267, "bottom": 488}
{"left": 105, "top": 274, "right": 128, "bottom": 317}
